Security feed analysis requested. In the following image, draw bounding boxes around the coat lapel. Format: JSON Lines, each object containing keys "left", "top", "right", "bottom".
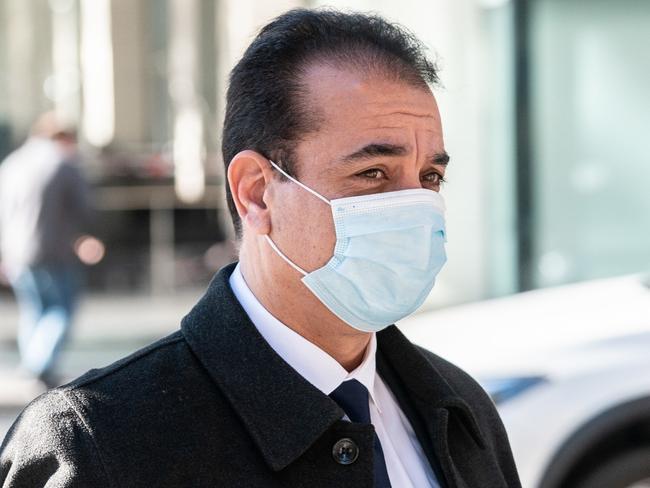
{"left": 377, "top": 325, "right": 488, "bottom": 487}
{"left": 180, "top": 263, "right": 344, "bottom": 471}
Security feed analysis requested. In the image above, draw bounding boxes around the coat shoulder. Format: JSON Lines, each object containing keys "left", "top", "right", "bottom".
{"left": 1, "top": 330, "right": 228, "bottom": 487}
{"left": 66, "top": 330, "right": 186, "bottom": 391}
{"left": 56, "top": 330, "right": 216, "bottom": 427}
{"left": 0, "top": 387, "right": 113, "bottom": 486}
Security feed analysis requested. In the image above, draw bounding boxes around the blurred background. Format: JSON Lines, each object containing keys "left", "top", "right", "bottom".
{"left": 0, "top": 1, "right": 649, "bottom": 486}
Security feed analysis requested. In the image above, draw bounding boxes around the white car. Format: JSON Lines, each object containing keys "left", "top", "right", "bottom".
{"left": 400, "top": 274, "right": 650, "bottom": 488}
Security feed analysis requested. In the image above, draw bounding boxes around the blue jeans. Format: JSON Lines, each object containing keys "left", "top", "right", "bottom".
{"left": 11, "top": 264, "right": 81, "bottom": 378}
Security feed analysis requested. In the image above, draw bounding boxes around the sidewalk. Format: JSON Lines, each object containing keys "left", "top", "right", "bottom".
{"left": 0, "top": 287, "right": 205, "bottom": 440}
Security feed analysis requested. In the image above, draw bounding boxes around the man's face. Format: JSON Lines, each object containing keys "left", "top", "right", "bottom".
{"left": 266, "top": 64, "right": 448, "bottom": 275}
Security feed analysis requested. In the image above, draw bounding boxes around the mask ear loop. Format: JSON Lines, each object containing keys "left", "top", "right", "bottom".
{"left": 264, "top": 159, "right": 330, "bottom": 276}
{"left": 268, "top": 159, "right": 331, "bottom": 205}
{"left": 264, "top": 235, "right": 307, "bottom": 276}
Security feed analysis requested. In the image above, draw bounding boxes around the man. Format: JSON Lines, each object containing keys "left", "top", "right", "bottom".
{"left": 0, "top": 113, "right": 91, "bottom": 388}
{"left": 0, "top": 9, "right": 521, "bottom": 487}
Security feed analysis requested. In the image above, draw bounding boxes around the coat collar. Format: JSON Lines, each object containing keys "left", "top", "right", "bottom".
{"left": 181, "top": 263, "right": 486, "bottom": 473}
{"left": 377, "top": 326, "right": 487, "bottom": 451}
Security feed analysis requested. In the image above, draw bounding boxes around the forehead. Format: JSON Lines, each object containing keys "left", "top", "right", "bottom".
{"left": 301, "top": 64, "right": 443, "bottom": 146}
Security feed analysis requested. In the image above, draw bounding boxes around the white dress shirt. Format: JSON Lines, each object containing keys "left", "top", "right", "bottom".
{"left": 230, "top": 264, "right": 440, "bottom": 488}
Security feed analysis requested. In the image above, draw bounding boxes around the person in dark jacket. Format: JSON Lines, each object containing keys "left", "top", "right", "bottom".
{"left": 0, "top": 8, "right": 521, "bottom": 488}
{"left": 0, "top": 113, "right": 92, "bottom": 388}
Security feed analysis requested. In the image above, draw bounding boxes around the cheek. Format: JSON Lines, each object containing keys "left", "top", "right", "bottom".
{"left": 301, "top": 205, "right": 336, "bottom": 269}
{"left": 273, "top": 191, "right": 336, "bottom": 270}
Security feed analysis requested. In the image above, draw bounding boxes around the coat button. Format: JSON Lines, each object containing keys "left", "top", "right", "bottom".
{"left": 332, "top": 438, "right": 359, "bottom": 465}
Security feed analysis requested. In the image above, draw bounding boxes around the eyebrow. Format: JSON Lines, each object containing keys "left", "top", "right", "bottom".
{"left": 340, "top": 143, "right": 450, "bottom": 166}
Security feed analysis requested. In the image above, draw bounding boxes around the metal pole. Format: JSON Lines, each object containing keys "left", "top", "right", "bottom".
{"left": 514, "top": 0, "right": 534, "bottom": 291}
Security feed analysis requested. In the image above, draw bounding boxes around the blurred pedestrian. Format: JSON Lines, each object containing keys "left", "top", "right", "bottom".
{"left": 0, "top": 112, "right": 92, "bottom": 388}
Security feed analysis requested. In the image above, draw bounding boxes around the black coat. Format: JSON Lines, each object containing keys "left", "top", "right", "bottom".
{"left": 1, "top": 263, "right": 521, "bottom": 487}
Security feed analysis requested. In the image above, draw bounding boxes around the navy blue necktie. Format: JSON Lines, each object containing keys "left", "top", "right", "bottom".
{"left": 329, "top": 379, "right": 392, "bottom": 488}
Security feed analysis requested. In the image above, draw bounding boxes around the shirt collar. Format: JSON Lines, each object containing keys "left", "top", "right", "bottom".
{"left": 229, "top": 263, "right": 382, "bottom": 412}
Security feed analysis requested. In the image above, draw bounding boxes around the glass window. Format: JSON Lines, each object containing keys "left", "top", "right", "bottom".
{"left": 530, "top": 0, "right": 650, "bottom": 287}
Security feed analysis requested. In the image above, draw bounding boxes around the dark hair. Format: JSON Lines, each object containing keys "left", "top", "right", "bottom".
{"left": 222, "top": 8, "right": 439, "bottom": 236}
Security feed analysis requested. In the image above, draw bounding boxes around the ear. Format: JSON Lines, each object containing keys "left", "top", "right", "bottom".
{"left": 227, "top": 150, "right": 274, "bottom": 235}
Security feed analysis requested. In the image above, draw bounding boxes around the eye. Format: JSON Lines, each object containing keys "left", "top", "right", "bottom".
{"left": 356, "top": 168, "right": 387, "bottom": 180}
{"left": 422, "top": 172, "right": 447, "bottom": 187}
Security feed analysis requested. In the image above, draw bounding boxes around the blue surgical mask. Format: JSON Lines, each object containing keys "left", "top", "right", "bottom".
{"left": 265, "top": 160, "right": 447, "bottom": 333}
